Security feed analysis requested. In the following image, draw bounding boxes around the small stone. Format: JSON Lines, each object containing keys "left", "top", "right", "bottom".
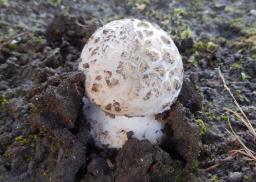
{"left": 228, "top": 172, "right": 243, "bottom": 182}
{"left": 249, "top": 9, "right": 256, "bottom": 16}
{"left": 253, "top": 166, "right": 256, "bottom": 172}
{"left": 0, "top": 81, "right": 9, "bottom": 90}
{"left": 214, "top": 0, "right": 227, "bottom": 10}
{"left": 241, "top": 167, "right": 250, "bottom": 172}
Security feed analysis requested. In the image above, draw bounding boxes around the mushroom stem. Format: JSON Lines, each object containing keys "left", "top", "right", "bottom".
{"left": 82, "top": 97, "right": 165, "bottom": 148}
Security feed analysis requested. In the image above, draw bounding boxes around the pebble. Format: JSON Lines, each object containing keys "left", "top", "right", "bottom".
{"left": 253, "top": 166, "right": 256, "bottom": 172}
{"left": 249, "top": 9, "right": 256, "bottom": 16}
{"left": 228, "top": 172, "right": 243, "bottom": 182}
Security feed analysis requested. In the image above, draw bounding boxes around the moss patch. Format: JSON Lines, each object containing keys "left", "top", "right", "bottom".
{"left": 0, "top": 95, "right": 9, "bottom": 113}
{"left": 195, "top": 119, "right": 208, "bottom": 135}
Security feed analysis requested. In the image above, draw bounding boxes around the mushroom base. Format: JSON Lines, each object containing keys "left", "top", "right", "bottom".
{"left": 83, "top": 99, "right": 165, "bottom": 148}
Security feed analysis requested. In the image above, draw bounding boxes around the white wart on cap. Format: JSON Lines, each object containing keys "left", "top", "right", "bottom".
{"left": 79, "top": 18, "right": 183, "bottom": 117}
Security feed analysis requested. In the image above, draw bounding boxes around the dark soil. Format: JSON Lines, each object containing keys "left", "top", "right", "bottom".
{"left": 0, "top": 0, "right": 256, "bottom": 181}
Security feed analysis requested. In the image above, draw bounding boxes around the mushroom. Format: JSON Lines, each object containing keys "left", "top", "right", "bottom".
{"left": 79, "top": 19, "right": 183, "bottom": 148}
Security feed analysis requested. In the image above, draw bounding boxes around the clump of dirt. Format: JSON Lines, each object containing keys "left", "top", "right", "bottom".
{"left": 31, "top": 71, "right": 85, "bottom": 128}
{"left": 46, "top": 15, "right": 101, "bottom": 50}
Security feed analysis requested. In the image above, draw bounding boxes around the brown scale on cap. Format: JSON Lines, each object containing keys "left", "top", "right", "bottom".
{"left": 116, "top": 62, "right": 124, "bottom": 74}
{"left": 139, "top": 62, "right": 149, "bottom": 73}
{"left": 143, "top": 90, "right": 152, "bottom": 100}
{"left": 106, "top": 78, "right": 119, "bottom": 88}
{"left": 90, "top": 59, "right": 97, "bottom": 64}
{"left": 154, "top": 65, "right": 165, "bottom": 77}
{"left": 126, "top": 63, "right": 136, "bottom": 73}
{"left": 105, "top": 103, "right": 112, "bottom": 111}
{"left": 163, "top": 50, "right": 175, "bottom": 64}
{"left": 103, "top": 29, "right": 109, "bottom": 34}
{"left": 174, "top": 79, "right": 181, "bottom": 90}
{"left": 169, "top": 71, "right": 174, "bottom": 79}
{"left": 91, "top": 83, "right": 101, "bottom": 92}
{"left": 143, "top": 30, "right": 154, "bottom": 37}
{"left": 95, "top": 75, "right": 102, "bottom": 80}
{"left": 94, "top": 37, "right": 100, "bottom": 43}
{"left": 110, "top": 78, "right": 119, "bottom": 86}
{"left": 91, "top": 47, "right": 100, "bottom": 56}
{"left": 102, "top": 44, "right": 109, "bottom": 53}
{"left": 145, "top": 40, "right": 152, "bottom": 46}
{"left": 137, "top": 21, "right": 150, "bottom": 28}
{"left": 104, "top": 70, "right": 112, "bottom": 79}
{"left": 163, "top": 81, "right": 172, "bottom": 91}
{"left": 160, "top": 35, "right": 171, "bottom": 45}
{"left": 136, "top": 30, "right": 143, "bottom": 39}
{"left": 83, "top": 63, "right": 89, "bottom": 69}
{"left": 162, "top": 103, "right": 169, "bottom": 110}
{"left": 128, "top": 79, "right": 140, "bottom": 99}
{"left": 113, "top": 101, "right": 121, "bottom": 112}
{"left": 121, "top": 51, "right": 128, "bottom": 58}
{"left": 116, "top": 62, "right": 127, "bottom": 79}
{"left": 153, "top": 88, "right": 160, "bottom": 97}
{"left": 145, "top": 49, "right": 159, "bottom": 62}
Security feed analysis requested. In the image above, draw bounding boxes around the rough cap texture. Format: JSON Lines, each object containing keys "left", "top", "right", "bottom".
{"left": 79, "top": 18, "right": 183, "bottom": 116}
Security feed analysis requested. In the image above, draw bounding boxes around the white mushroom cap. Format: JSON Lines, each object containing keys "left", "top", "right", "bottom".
{"left": 79, "top": 18, "right": 183, "bottom": 117}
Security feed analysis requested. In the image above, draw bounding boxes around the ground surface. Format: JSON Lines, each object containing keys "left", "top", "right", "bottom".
{"left": 0, "top": 0, "right": 256, "bottom": 182}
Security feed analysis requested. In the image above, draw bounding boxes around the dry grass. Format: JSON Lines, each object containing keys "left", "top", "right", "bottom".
{"left": 218, "top": 68, "right": 256, "bottom": 162}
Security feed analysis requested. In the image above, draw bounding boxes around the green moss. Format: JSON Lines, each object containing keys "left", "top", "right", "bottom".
{"left": 35, "top": 36, "right": 46, "bottom": 44}
{"left": 161, "top": 15, "right": 171, "bottom": 26}
{"left": 243, "top": 26, "right": 256, "bottom": 37}
{"left": 193, "top": 40, "right": 218, "bottom": 53}
{"left": 0, "top": 96, "right": 9, "bottom": 113}
{"left": 0, "top": 175, "right": 5, "bottom": 182}
{"left": 220, "top": 114, "right": 229, "bottom": 122}
{"left": 8, "top": 43, "right": 17, "bottom": 49}
{"left": 147, "top": 10, "right": 160, "bottom": 18}
{"left": 106, "top": 15, "right": 124, "bottom": 23}
{"left": 234, "top": 91, "right": 245, "bottom": 102}
{"left": 206, "top": 42, "right": 218, "bottom": 52}
{"left": 193, "top": 41, "right": 205, "bottom": 51}
{"left": 231, "top": 63, "right": 242, "bottom": 69}
{"left": 224, "top": 6, "right": 234, "bottom": 13}
{"left": 210, "top": 175, "right": 220, "bottom": 182}
{"left": 172, "top": 8, "right": 185, "bottom": 18}
{"left": 127, "top": 0, "right": 150, "bottom": 10}
{"left": 250, "top": 46, "right": 256, "bottom": 60}
{"left": 48, "top": 0, "right": 62, "bottom": 6}
{"left": 241, "top": 72, "right": 251, "bottom": 81}
{"left": 187, "top": 51, "right": 199, "bottom": 65}
{"left": 180, "top": 26, "right": 193, "bottom": 40}
{"left": 228, "top": 18, "right": 243, "bottom": 27}
{"left": 195, "top": 119, "right": 208, "bottom": 135}
{"left": 191, "top": 0, "right": 203, "bottom": 9}
{"left": 15, "top": 136, "right": 29, "bottom": 145}
{"left": 0, "top": 0, "right": 9, "bottom": 6}
{"left": 216, "top": 36, "right": 227, "bottom": 44}
{"left": 3, "top": 151, "right": 12, "bottom": 159}
{"left": 205, "top": 111, "right": 216, "bottom": 121}
{"left": 244, "top": 175, "right": 253, "bottom": 181}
